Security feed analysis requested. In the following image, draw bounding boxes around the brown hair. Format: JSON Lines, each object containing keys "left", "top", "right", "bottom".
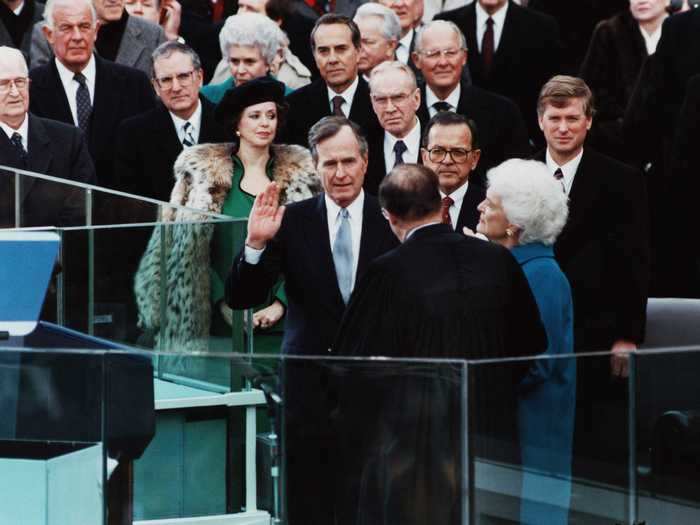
{"left": 537, "top": 75, "right": 595, "bottom": 118}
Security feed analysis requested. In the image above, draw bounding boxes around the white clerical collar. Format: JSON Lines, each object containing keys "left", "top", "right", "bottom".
{"left": 546, "top": 147, "right": 584, "bottom": 194}
{"left": 475, "top": 0, "right": 508, "bottom": 29}
{"left": 327, "top": 75, "right": 360, "bottom": 115}
{"left": 426, "top": 84, "right": 461, "bottom": 111}
{"left": 325, "top": 188, "right": 365, "bottom": 221}
{"left": 0, "top": 114, "right": 28, "bottom": 145}
{"left": 55, "top": 54, "right": 97, "bottom": 91}
{"left": 441, "top": 178, "right": 469, "bottom": 205}
{"left": 639, "top": 21, "right": 665, "bottom": 55}
{"left": 170, "top": 99, "right": 202, "bottom": 137}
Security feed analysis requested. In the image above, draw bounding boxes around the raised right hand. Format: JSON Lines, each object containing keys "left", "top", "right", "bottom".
{"left": 246, "top": 182, "right": 286, "bottom": 249}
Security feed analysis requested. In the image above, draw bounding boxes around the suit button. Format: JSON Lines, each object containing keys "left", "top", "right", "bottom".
{"left": 327, "top": 347, "right": 332, "bottom": 353}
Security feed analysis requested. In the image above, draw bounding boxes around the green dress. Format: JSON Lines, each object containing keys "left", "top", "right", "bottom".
{"left": 210, "top": 154, "right": 286, "bottom": 354}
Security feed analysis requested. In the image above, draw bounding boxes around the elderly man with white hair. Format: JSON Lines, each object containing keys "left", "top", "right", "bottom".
{"left": 473, "top": 157, "right": 574, "bottom": 525}
{"left": 202, "top": 11, "right": 310, "bottom": 100}
{"left": 353, "top": 3, "right": 400, "bottom": 80}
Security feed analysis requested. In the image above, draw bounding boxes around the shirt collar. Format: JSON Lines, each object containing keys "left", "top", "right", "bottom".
{"left": 475, "top": 0, "right": 509, "bottom": 28}
{"left": 399, "top": 27, "right": 414, "bottom": 49}
{"left": 170, "top": 99, "right": 202, "bottom": 133}
{"left": 0, "top": 113, "right": 28, "bottom": 144}
{"left": 425, "top": 83, "right": 461, "bottom": 110}
{"left": 325, "top": 188, "right": 365, "bottom": 221}
{"left": 12, "top": 1, "right": 24, "bottom": 14}
{"left": 384, "top": 117, "right": 421, "bottom": 154}
{"left": 55, "top": 54, "right": 96, "bottom": 89}
{"left": 440, "top": 177, "right": 469, "bottom": 205}
{"left": 546, "top": 147, "right": 584, "bottom": 193}
{"left": 639, "top": 22, "right": 665, "bottom": 55}
{"left": 327, "top": 75, "right": 359, "bottom": 107}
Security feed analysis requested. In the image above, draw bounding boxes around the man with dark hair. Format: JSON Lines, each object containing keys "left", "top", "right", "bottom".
{"left": 115, "top": 41, "right": 228, "bottom": 199}
{"left": 421, "top": 110, "right": 485, "bottom": 232}
{"left": 332, "top": 161, "right": 547, "bottom": 524}
{"left": 226, "top": 116, "right": 397, "bottom": 525}
{"left": 280, "top": 13, "right": 381, "bottom": 147}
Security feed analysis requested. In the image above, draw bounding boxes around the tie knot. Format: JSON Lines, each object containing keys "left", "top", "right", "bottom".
{"left": 433, "top": 101, "right": 451, "bottom": 113}
{"left": 332, "top": 95, "right": 344, "bottom": 116}
{"left": 486, "top": 17, "right": 494, "bottom": 27}
{"left": 554, "top": 167, "right": 564, "bottom": 180}
{"left": 183, "top": 121, "right": 191, "bottom": 132}
{"left": 10, "top": 132, "right": 23, "bottom": 148}
{"left": 339, "top": 208, "right": 350, "bottom": 220}
{"left": 393, "top": 140, "right": 407, "bottom": 155}
{"left": 442, "top": 195, "right": 454, "bottom": 207}
{"left": 74, "top": 72, "right": 87, "bottom": 86}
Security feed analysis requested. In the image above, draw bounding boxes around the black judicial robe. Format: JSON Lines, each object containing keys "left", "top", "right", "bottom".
{"left": 331, "top": 224, "right": 547, "bottom": 525}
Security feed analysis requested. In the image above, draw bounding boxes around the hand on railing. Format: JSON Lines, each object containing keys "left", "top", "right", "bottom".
{"left": 253, "top": 300, "right": 285, "bottom": 330}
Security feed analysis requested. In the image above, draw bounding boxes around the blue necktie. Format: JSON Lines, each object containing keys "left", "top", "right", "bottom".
{"left": 333, "top": 208, "right": 353, "bottom": 304}
{"left": 74, "top": 73, "right": 92, "bottom": 132}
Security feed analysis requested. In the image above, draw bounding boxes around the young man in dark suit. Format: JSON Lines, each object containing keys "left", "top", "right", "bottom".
{"left": 536, "top": 75, "right": 649, "bottom": 483}
{"left": 436, "top": 0, "right": 561, "bottom": 146}
{"left": 0, "top": 45, "right": 95, "bottom": 227}
{"left": 28, "top": 0, "right": 155, "bottom": 190}
{"left": 413, "top": 19, "right": 530, "bottom": 186}
{"left": 226, "top": 116, "right": 397, "bottom": 525}
{"left": 280, "top": 14, "right": 381, "bottom": 147}
{"left": 115, "top": 41, "right": 229, "bottom": 200}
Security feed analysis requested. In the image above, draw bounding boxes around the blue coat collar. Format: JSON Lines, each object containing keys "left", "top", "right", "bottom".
{"left": 511, "top": 242, "right": 555, "bottom": 264}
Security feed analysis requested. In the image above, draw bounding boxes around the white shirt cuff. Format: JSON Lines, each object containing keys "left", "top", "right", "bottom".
{"left": 244, "top": 245, "right": 265, "bottom": 264}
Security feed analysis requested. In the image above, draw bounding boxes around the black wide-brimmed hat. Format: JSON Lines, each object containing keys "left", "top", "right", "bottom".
{"left": 215, "top": 77, "right": 286, "bottom": 123}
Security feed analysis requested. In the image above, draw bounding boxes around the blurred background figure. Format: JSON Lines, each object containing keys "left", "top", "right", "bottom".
{"left": 353, "top": 2, "right": 400, "bottom": 80}
{"left": 0, "top": 0, "right": 44, "bottom": 63}
{"left": 125, "top": 0, "right": 182, "bottom": 41}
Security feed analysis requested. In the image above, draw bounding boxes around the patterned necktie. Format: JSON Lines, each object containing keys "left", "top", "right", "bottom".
{"left": 441, "top": 196, "right": 454, "bottom": 226}
{"left": 182, "top": 121, "right": 195, "bottom": 147}
{"left": 433, "top": 101, "right": 451, "bottom": 113}
{"left": 332, "top": 95, "right": 345, "bottom": 117}
{"left": 332, "top": 208, "right": 353, "bottom": 304}
{"left": 393, "top": 140, "right": 407, "bottom": 168}
{"left": 74, "top": 72, "right": 92, "bottom": 132}
{"left": 554, "top": 167, "right": 565, "bottom": 192}
{"left": 10, "top": 132, "right": 27, "bottom": 163}
{"left": 482, "top": 17, "right": 495, "bottom": 76}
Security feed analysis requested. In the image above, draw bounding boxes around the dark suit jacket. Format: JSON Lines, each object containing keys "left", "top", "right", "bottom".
{"left": 417, "top": 81, "right": 530, "bottom": 185}
{"left": 29, "top": 55, "right": 156, "bottom": 189}
{"left": 364, "top": 125, "right": 422, "bottom": 195}
{"left": 0, "top": 114, "right": 95, "bottom": 228}
{"left": 226, "top": 193, "right": 399, "bottom": 355}
{"left": 455, "top": 181, "right": 486, "bottom": 233}
{"left": 436, "top": 0, "right": 561, "bottom": 145}
{"left": 281, "top": 76, "right": 381, "bottom": 147}
{"left": 579, "top": 10, "right": 647, "bottom": 157}
{"left": 535, "top": 148, "right": 649, "bottom": 351}
{"left": 0, "top": 0, "right": 43, "bottom": 65}
{"left": 114, "top": 96, "right": 230, "bottom": 200}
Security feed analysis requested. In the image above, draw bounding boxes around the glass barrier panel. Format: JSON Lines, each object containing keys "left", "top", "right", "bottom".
{"left": 634, "top": 348, "right": 700, "bottom": 524}
{"left": 0, "top": 347, "right": 108, "bottom": 525}
{"left": 468, "top": 352, "right": 632, "bottom": 525}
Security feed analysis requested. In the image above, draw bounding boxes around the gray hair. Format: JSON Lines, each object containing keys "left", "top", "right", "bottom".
{"left": 414, "top": 20, "right": 467, "bottom": 53}
{"left": 308, "top": 116, "right": 368, "bottom": 165}
{"left": 218, "top": 13, "right": 284, "bottom": 66}
{"left": 369, "top": 60, "right": 417, "bottom": 92}
{"left": 43, "top": 0, "right": 97, "bottom": 29}
{"left": 354, "top": 3, "right": 401, "bottom": 42}
{"left": 0, "top": 46, "right": 28, "bottom": 75}
{"left": 151, "top": 41, "right": 202, "bottom": 78}
{"left": 486, "top": 159, "right": 569, "bottom": 246}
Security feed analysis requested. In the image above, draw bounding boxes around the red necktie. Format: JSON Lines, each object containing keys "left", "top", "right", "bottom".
{"left": 482, "top": 17, "right": 495, "bottom": 76}
{"left": 332, "top": 95, "right": 344, "bottom": 117}
{"left": 441, "top": 196, "right": 454, "bottom": 226}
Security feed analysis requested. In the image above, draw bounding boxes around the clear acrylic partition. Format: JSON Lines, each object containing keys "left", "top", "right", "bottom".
{"left": 633, "top": 347, "right": 700, "bottom": 524}
{"left": 0, "top": 347, "right": 109, "bottom": 525}
{"left": 467, "top": 351, "right": 634, "bottom": 525}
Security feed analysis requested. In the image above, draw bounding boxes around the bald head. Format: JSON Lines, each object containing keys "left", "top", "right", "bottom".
{"left": 0, "top": 46, "right": 30, "bottom": 129}
{"left": 0, "top": 46, "right": 28, "bottom": 75}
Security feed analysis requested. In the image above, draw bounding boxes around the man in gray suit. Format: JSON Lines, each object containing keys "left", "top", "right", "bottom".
{"left": 30, "top": 0, "right": 165, "bottom": 75}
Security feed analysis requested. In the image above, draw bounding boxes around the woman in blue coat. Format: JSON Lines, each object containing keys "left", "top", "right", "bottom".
{"left": 473, "top": 158, "right": 575, "bottom": 525}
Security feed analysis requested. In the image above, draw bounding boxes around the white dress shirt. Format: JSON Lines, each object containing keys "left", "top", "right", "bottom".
{"left": 325, "top": 190, "right": 364, "bottom": 291}
{"left": 170, "top": 100, "right": 203, "bottom": 145}
{"left": 545, "top": 147, "right": 584, "bottom": 195}
{"left": 440, "top": 180, "right": 470, "bottom": 230}
{"left": 426, "top": 84, "right": 461, "bottom": 117}
{"left": 327, "top": 76, "right": 359, "bottom": 118}
{"left": 0, "top": 115, "right": 29, "bottom": 151}
{"left": 383, "top": 118, "right": 421, "bottom": 173}
{"left": 54, "top": 56, "right": 96, "bottom": 128}
{"left": 396, "top": 28, "right": 414, "bottom": 65}
{"left": 475, "top": 0, "right": 509, "bottom": 53}
{"left": 12, "top": 1, "right": 24, "bottom": 14}
{"left": 639, "top": 23, "right": 664, "bottom": 55}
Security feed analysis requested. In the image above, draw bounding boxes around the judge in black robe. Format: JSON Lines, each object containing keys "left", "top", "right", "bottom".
{"left": 331, "top": 164, "right": 547, "bottom": 525}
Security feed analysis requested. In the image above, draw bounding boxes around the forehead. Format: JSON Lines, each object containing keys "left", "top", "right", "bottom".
{"left": 420, "top": 26, "right": 460, "bottom": 49}
{"left": 428, "top": 123, "right": 472, "bottom": 147}
{"left": 53, "top": 3, "right": 94, "bottom": 24}
{"left": 153, "top": 51, "right": 194, "bottom": 73}
{"left": 242, "top": 101, "right": 277, "bottom": 114}
{"left": 228, "top": 45, "right": 264, "bottom": 59}
{"left": 314, "top": 24, "right": 354, "bottom": 47}
{"left": 357, "top": 16, "right": 384, "bottom": 36}
{"left": 541, "top": 98, "right": 588, "bottom": 117}
{"left": 371, "top": 70, "right": 413, "bottom": 93}
{"left": 239, "top": 0, "right": 266, "bottom": 8}
{"left": 0, "top": 55, "right": 27, "bottom": 79}
{"left": 316, "top": 126, "right": 362, "bottom": 159}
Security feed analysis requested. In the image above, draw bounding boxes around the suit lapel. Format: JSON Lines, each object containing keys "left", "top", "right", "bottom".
{"left": 153, "top": 104, "right": 183, "bottom": 158}
{"left": 491, "top": 3, "right": 518, "bottom": 74}
{"left": 356, "top": 194, "right": 384, "bottom": 281}
{"left": 349, "top": 77, "right": 371, "bottom": 127}
{"left": 417, "top": 85, "right": 430, "bottom": 127}
{"left": 116, "top": 16, "right": 146, "bottom": 69}
{"left": 41, "top": 61, "right": 74, "bottom": 124}
{"left": 464, "top": 5, "right": 482, "bottom": 77}
{"left": 90, "top": 57, "right": 116, "bottom": 157}
{"left": 199, "top": 97, "right": 224, "bottom": 143}
{"left": 456, "top": 181, "right": 484, "bottom": 232}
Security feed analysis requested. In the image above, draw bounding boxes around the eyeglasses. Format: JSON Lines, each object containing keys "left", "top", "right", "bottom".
{"left": 418, "top": 48, "right": 465, "bottom": 61}
{"left": 0, "top": 77, "right": 29, "bottom": 93}
{"left": 424, "top": 146, "right": 474, "bottom": 164}
{"left": 154, "top": 70, "right": 196, "bottom": 90}
{"left": 371, "top": 92, "right": 412, "bottom": 107}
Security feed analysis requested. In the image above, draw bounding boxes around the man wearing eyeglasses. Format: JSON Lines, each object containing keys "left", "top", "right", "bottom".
{"left": 29, "top": 0, "right": 155, "bottom": 190}
{"left": 421, "top": 110, "right": 485, "bottom": 233}
{"left": 115, "top": 41, "right": 228, "bottom": 200}
{"left": 413, "top": 19, "right": 529, "bottom": 185}
{"left": 0, "top": 45, "right": 95, "bottom": 227}
{"left": 365, "top": 60, "right": 420, "bottom": 194}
